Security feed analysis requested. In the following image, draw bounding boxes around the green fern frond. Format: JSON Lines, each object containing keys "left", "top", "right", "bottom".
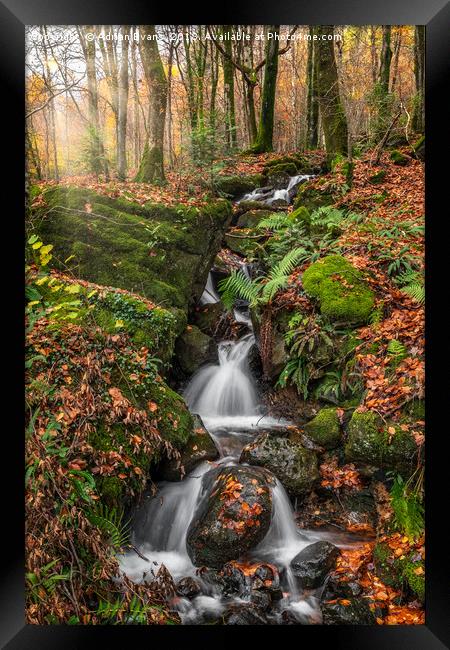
{"left": 87, "top": 504, "right": 130, "bottom": 550}
{"left": 269, "top": 247, "right": 307, "bottom": 280}
{"left": 256, "top": 212, "right": 291, "bottom": 231}
{"left": 218, "top": 270, "right": 260, "bottom": 309}
{"left": 390, "top": 474, "right": 424, "bottom": 541}
{"left": 387, "top": 339, "right": 407, "bottom": 363}
{"left": 261, "top": 276, "right": 289, "bottom": 303}
{"left": 402, "top": 283, "right": 425, "bottom": 305}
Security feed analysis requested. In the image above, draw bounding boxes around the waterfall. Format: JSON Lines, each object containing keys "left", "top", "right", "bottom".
{"left": 200, "top": 272, "right": 220, "bottom": 304}
{"left": 239, "top": 174, "right": 313, "bottom": 206}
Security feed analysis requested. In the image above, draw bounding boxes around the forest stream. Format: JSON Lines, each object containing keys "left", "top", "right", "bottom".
{"left": 118, "top": 174, "right": 371, "bottom": 625}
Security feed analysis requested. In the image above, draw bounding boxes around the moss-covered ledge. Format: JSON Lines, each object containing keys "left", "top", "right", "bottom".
{"left": 31, "top": 185, "right": 232, "bottom": 318}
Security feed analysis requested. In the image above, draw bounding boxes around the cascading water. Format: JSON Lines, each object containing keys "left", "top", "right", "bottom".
{"left": 239, "top": 174, "right": 313, "bottom": 206}
{"left": 119, "top": 173, "right": 364, "bottom": 624}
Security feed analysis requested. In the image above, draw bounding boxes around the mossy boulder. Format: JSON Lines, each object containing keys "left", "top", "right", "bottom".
{"left": 288, "top": 206, "right": 311, "bottom": 229}
{"left": 237, "top": 209, "right": 274, "bottom": 229}
{"left": 302, "top": 255, "right": 375, "bottom": 325}
{"left": 90, "top": 376, "right": 195, "bottom": 506}
{"left": 192, "top": 301, "right": 225, "bottom": 336}
{"left": 344, "top": 411, "right": 419, "bottom": 476}
{"left": 32, "top": 186, "right": 232, "bottom": 320}
{"left": 240, "top": 432, "right": 319, "bottom": 496}
{"left": 186, "top": 465, "right": 273, "bottom": 568}
{"left": 215, "top": 174, "right": 264, "bottom": 198}
{"left": 175, "top": 325, "right": 218, "bottom": 375}
{"left": 293, "top": 181, "right": 335, "bottom": 212}
{"left": 159, "top": 415, "right": 219, "bottom": 481}
{"left": 304, "top": 408, "right": 342, "bottom": 449}
{"left": 390, "top": 150, "right": 410, "bottom": 166}
{"left": 413, "top": 135, "right": 425, "bottom": 162}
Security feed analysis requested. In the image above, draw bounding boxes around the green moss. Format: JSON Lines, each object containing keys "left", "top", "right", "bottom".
{"left": 224, "top": 231, "right": 264, "bottom": 258}
{"left": 304, "top": 408, "right": 342, "bottom": 449}
{"left": 345, "top": 411, "right": 418, "bottom": 475}
{"left": 267, "top": 162, "right": 298, "bottom": 177}
{"left": 402, "top": 557, "right": 425, "bottom": 603}
{"left": 32, "top": 186, "right": 232, "bottom": 314}
{"left": 374, "top": 543, "right": 425, "bottom": 603}
{"left": 215, "top": 174, "right": 263, "bottom": 198}
{"left": 237, "top": 209, "right": 274, "bottom": 229}
{"left": 293, "top": 182, "right": 335, "bottom": 212}
{"left": 302, "top": 255, "right": 375, "bottom": 325}
{"left": 390, "top": 150, "right": 410, "bottom": 166}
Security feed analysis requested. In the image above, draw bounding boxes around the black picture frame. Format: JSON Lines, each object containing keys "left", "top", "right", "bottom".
{"left": 2, "top": 0, "right": 449, "bottom": 646}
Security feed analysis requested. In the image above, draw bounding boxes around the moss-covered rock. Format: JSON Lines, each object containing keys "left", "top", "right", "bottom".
{"left": 215, "top": 174, "right": 263, "bottom": 198}
{"left": 344, "top": 411, "right": 419, "bottom": 476}
{"left": 267, "top": 162, "right": 298, "bottom": 178}
{"left": 293, "top": 181, "right": 335, "bottom": 212}
{"left": 192, "top": 301, "right": 225, "bottom": 336}
{"left": 302, "top": 255, "right": 375, "bottom": 325}
{"left": 175, "top": 325, "right": 218, "bottom": 375}
{"left": 32, "top": 186, "right": 232, "bottom": 320}
{"left": 288, "top": 206, "right": 311, "bottom": 229}
{"left": 237, "top": 209, "right": 274, "bottom": 229}
{"left": 390, "top": 150, "right": 410, "bottom": 166}
{"left": 224, "top": 231, "right": 264, "bottom": 258}
{"left": 159, "top": 415, "right": 219, "bottom": 481}
{"left": 413, "top": 135, "right": 425, "bottom": 161}
{"left": 304, "top": 408, "right": 342, "bottom": 449}
{"left": 240, "top": 432, "right": 319, "bottom": 496}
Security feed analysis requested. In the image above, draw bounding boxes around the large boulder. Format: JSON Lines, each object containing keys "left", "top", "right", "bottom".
{"left": 290, "top": 541, "right": 340, "bottom": 589}
{"left": 240, "top": 432, "right": 319, "bottom": 496}
{"left": 159, "top": 415, "right": 219, "bottom": 481}
{"left": 175, "top": 325, "right": 218, "bottom": 375}
{"left": 31, "top": 186, "right": 232, "bottom": 321}
{"left": 344, "top": 410, "right": 419, "bottom": 476}
{"left": 321, "top": 598, "right": 376, "bottom": 625}
{"left": 215, "top": 174, "right": 264, "bottom": 199}
{"left": 237, "top": 209, "right": 274, "bottom": 229}
{"left": 192, "top": 301, "right": 226, "bottom": 336}
{"left": 302, "top": 255, "right": 375, "bottom": 325}
{"left": 304, "top": 408, "right": 342, "bottom": 450}
{"left": 186, "top": 465, "right": 273, "bottom": 568}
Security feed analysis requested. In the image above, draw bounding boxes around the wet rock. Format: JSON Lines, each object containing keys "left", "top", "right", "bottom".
{"left": 159, "top": 415, "right": 219, "bottom": 481}
{"left": 247, "top": 343, "right": 263, "bottom": 379}
{"left": 193, "top": 301, "right": 226, "bottom": 336}
{"left": 281, "top": 609, "right": 302, "bottom": 624}
{"left": 176, "top": 577, "right": 202, "bottom": 599}
{"left": 187, "top": 465, "right": 273, "bottom": 569}
{"left": 250, "top": 589, "right": 272, "bottom": 611}
{"left": 240, "top": 432, "right": 319, "bottom": 496}
{"left": 290, "top": 541, "right": 340, "bottom": 589}
{"left": 222, "top": 603, "right": 267, "bottom": 625}
{"left": 270, "top": 198, "right": 289, "bottom": 208}
{"left": 267, "top": 170, "right": 291, "bottom": 190}
{"left": 321, "top": 598, "right": 376, "bottom": 625}
{"left": 175, "top": 324, "right": 218, "bottom": 375}
{"left": 219, "top": 562, "right": 248, "bottom": 596}
{"left": 322, "top": 575, "right": 362, "bottom": 601}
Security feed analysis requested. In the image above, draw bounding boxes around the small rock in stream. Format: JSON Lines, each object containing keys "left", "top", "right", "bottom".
{"left": 290, "top": 541, "right": 340, "bottom": 589}
{"left": 176, "top": 577, "right": 202, "bottom": 599}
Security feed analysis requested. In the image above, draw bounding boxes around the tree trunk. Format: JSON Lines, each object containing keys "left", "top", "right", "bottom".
{"left": 251, "top": 26, "right": 280, "bottom": 153}
{"left": 117, "top": 26, "right": 130, "bottom": 180}
{"left": 222, "top": 26, "right": 237, "bottom": 149}
{"left": 378, "top": 25, "right": 392, "bottom": 94}
{"left": 135, "top": 25, "right": 168, "bottom": 184}
{"left": 306, "top": 27, "right": 319, "bottom": 148}
{"left": 315, "top": 26, "right": 348, "bottom": 160}
{"left": 77, "top": 26, "right": 109, "bottom": 178}
{"left": 412, "top": 25, "right": 425, "bottom": 134}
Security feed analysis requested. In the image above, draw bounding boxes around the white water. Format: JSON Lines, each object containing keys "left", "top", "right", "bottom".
{"left": 239, "top": 174, "right": 313, "bottom": 206}
{"left": 200, "top": 272, "right": 221, "bottom": 304}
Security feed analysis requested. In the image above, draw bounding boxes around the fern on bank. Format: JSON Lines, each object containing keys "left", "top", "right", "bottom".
{"left": 87, "top": 503, "right": 130, "bottom": 551}
{"left": 218, "top": 247, "right": 306, "bottom": 309}
{"left": 390, "top": 471, "right": 424, "bottom": 541}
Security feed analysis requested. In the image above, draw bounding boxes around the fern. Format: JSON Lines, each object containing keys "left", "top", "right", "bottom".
{"left": 218, "top": 247, "right": 306, "bottom": 309}
{"left": 390, "top": 474, "right": 424, "bottom": 541}
{"left": 402, "top": 283, "right": 425, "bottom": 305}
{"left": 256, "top": 212, "right": 291, "bottom": 231}
{"left": 310, "top": 206, "right": 345, "bottom": 231}
{"left": 387, "top": 339, "right": 407, "bottom": 364}
{"left": 87, "top": 503, "right": 130, "bottom": 550}
{"left": 218, "top": 269, "right": 260, "bottom": 309}
{"left": 276, "top": 357, "right": 310, "bottom": 399}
